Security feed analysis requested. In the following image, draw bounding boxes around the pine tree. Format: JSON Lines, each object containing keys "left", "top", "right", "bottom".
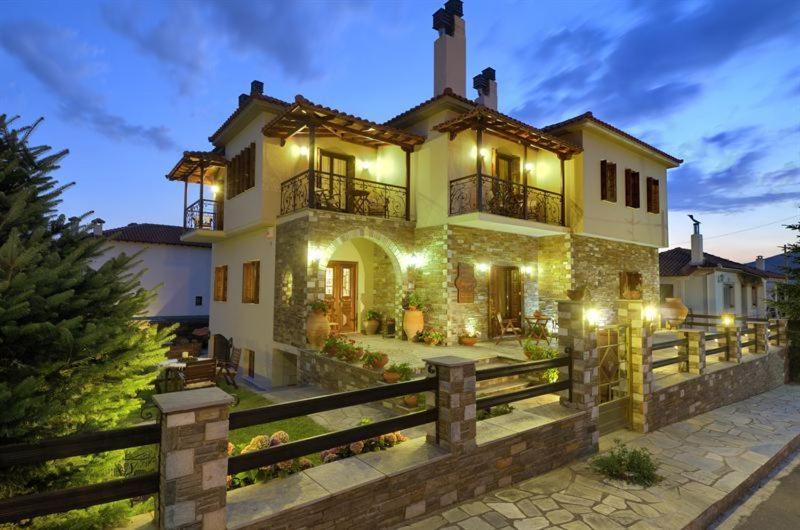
{"left": 0, "top": 115, "right": 173, "bottom": 527}
{"left": 772, "top": 213, "right": 800, "bottom": 381}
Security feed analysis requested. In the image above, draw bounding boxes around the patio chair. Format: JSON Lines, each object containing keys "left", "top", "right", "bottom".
{"left": 494, "top": 313, "right": 523, "bottom": 346}
{"left": 212, "top": 334, "right": 232, "bottom": 366}
{"left": 218, "top": 347, "right": 242, "bottom": 388}
{"left": 178, "top": 359, "right": 217, "bottom": 390}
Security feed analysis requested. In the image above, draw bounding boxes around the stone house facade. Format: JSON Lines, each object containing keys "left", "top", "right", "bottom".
{"left": 165, "top": 1, "right": 681, "bottom": 388}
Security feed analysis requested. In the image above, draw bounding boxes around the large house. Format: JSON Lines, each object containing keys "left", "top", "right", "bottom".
{"left": 166, "top": 1, "right": 681, "bottom": 388}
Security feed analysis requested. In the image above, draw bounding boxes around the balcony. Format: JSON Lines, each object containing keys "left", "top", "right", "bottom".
{"left": 280, "top": 170, "right": 408, "bottom": 220}
{"left": 449, "top": 174, "right": 564, "bottom": 227}
{"left": 185, "top": 198, "right": 223, "bottom": 231}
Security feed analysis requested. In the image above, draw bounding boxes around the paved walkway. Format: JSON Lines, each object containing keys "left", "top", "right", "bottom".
{"left": 399, "top": 385, "right": 800, "bottom": 530}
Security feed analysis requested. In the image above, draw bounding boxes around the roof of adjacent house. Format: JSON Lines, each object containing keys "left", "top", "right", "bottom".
{"left": 745, "top": 252, "right": 798, "bottom": 275}
{"left": 104, "top": 223, "right": 211, "bottom": 249}
{"left": 659, "top": 247, "right": 784, "bottom": 279}
{"left": 543, "top": 111, "right": 683, "bottom": 166}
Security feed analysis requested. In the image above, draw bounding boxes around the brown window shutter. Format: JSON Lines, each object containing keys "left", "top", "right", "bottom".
{"left": 249, "top": 142, "right": 256, "bottom": 189}
{"left": 222, "top": 265, "right": 228, "bottom": 301}
{"left": 632, "top": 171, "right": 640, "bottom": 208}
{"left": 510, "top": 156, "right": 521, "bottom": 183}
{"left": 625, "top": 169, "right": 632, "bottom": 206}
{"left": 647, "top": 177, "right": 660, "bottom": 213}
{"left": 253, "top": 261, "right": 260, "bottom": 304}
{"left": 600, "top": 160, "right": 608, "bottom": 201}
{"left": 609, "top": 163, "right": 617, "bottom": 202}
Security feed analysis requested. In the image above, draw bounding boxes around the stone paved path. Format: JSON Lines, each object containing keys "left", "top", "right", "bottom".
{"left": 398, "top": 385, "right": 800, "bottom": 530}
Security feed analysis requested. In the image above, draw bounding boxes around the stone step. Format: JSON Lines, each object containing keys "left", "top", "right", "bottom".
{"left": 476, "top": 379, "right": 532, "bottom": 398}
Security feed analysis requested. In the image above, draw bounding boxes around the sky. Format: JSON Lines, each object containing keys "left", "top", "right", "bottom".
{"left": 1, "top": 0, "right": 798, "bottom": 262}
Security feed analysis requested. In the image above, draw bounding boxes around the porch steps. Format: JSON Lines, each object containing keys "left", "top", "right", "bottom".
{"left": 476, "top": 379, "right": 532, "bottom": 399}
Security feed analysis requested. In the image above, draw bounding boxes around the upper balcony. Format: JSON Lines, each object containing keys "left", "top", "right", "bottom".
{"left": 166, "top": 151, "right": 227, "bottom": 242}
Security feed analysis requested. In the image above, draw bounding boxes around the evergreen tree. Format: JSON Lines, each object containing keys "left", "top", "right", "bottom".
{"left": 772, "top": 213, "right": 800, "bottom": 380}
{"left": 0, "top": 115, "right": 172, "bottom": 527}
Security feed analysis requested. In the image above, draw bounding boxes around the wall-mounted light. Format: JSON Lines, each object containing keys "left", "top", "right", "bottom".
{"left": 521, "top": 265, "right": 534, "bottom": 276}
{"left": 470, "top": 146, "right": 490, "bottom": 160}
{"left": 210, "top": 184, "right": 221, "bottom": 196}
{"left": 357, "top": 159, "right": 372, "bottom": 172}
{"left": 307, "top": 245, "right": 324, "bottom": 266}
{"left": 475, "top": 262, "right": 490, "bottom": 273}
{"left": 585, "top": 308, "right": 602, "bottom": 328}
{"left": 292, "top": 144, "right": 310, "bottom": 158}
{"left": 400, "top": 252, "right": 427, "bottom": 270}
{"left": 721, "top": 313, "right": 735, "bottom": 328}
{"left": 524, "top": 162, "right": 535, "bottom": 173}
{"left": 643, "top": 305, "right": 658, "bottom": 322}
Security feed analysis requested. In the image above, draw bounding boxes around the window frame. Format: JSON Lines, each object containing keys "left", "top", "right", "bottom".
{"left": 625, "top": 169, "right": 641, "bottom": 208}
{"left": 214, "top": 265, "right": 228, "bottom": 302}
{"left": 600, "top": 160, "right": 617, "bottom": 202}
{"left": 646, "top": 176, "right": 660, "bottom": 214}
{"left": 242, "top": 260, "right": 261, "bottom": 304}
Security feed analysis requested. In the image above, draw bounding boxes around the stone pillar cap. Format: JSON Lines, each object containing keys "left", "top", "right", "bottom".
{"left": 423, "top": 355, "right": 476, "bottom": 367}
{"left": 153, "top": 387, "right": 235, "bottom": 414}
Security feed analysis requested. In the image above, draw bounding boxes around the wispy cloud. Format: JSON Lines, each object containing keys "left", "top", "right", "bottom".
{"left": 0, "top": 20, "right": 175, "bottom": 150}
{"left": 703, "top": 126, "right": 759, "bottom": 149}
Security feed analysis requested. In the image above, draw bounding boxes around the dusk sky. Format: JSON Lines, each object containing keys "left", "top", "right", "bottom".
{"left": 1, "top": 0, "right": 798, "bottom": 262}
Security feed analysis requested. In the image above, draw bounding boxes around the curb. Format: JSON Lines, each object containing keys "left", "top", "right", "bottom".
{"left": 685, "top": 430, "right": 800, "bottom": 529}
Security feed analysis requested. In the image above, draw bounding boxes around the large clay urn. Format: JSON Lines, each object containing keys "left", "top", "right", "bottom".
{"left": 660, "top": 298, "right": 689, "bottom": 328}
{"left": 307, "top": 310, "right": 330, "bottom": 349}
{"left": 403, "top": 308, "right": 424, "bottom": 342}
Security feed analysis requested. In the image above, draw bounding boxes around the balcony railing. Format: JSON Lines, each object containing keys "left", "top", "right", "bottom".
{"left": 280, "top": 170, "right": 408, "bottom": 220}
{"left": 185, "top": 199, "right": 223, "bottom": 231}
{"left": 449, "top": 174, "right": 564, "bottom": 226}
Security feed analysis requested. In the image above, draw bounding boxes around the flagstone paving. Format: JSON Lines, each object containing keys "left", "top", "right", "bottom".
{"left": 398, "top": 384, "right": 800, "bottom": 530}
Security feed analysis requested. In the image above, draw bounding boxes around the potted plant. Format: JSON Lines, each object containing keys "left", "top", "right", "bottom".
{"left": 458, "top": 324, "right": 481, "bottom": 346}
{"left": 364, "top": 310, "right": 381, "bottom": 335}
{"left": 402, "top": 292, "right": 425, "bottom": 342}
{"left": 306, "top": 299, "right": 330, "bottom": 349}
{"left": 403, "top": 392, "right": 426, "bottom": 408}
{"left": 420, "top": 327, "right": 445, "bottom": 346}
{"left": 383, "top": 361, "right": 413, "bottom": 384}
{"left": 522, "top": 340, "right": 560, "bottom": 384}
{"left": 362, "top": 350, "right": 389, "bottom": 370}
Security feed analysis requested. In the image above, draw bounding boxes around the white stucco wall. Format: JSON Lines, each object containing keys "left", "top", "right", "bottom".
{"left": 661, "top": 271, "right": 768, "bottom": 318}
{"left": 93, "top": 241, "right": 211, "bottom": 318}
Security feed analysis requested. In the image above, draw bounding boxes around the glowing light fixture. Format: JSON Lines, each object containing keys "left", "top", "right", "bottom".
{"left": 470, "top": 146, "right": 490, "bottom": 160}
{"left": 643, "top": 305, "right": 658, "bottom": 322}
{"left": 400, "top": 252, "right": 427, "bottom": 270}
{"left": 357, "top": 159, "right": 372, "bottom": 171}
{"left": 524, "top": 162, "right": 535, "bottom": 172}
{"left": 210, "top": 184, "right": 220, "bottom": 196}
{"left": 297, "top": 145, "right": 310, "bottom": 157}
{"left": 475, "top": 262, "right": 490, "bottom": 273}
{"left": 585, "top": 308, "right": 602, "bottom": 328}
{"left": 521, "top": 265, "right": 534, "bottom": 275}
{"left": 307, "top": 245, "right": 324, "bottom": 265}
{"left": 721, "top": 313, "right": 735, "bottom": 328}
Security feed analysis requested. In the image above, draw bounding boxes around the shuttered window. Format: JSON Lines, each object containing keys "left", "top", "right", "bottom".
{"left": 625, "top": 169, "right": 640, "bottom": 208}
{"left": 600, "top": 160, "right": 617, "bottom": 202}
{"left": 214, "top": 265, "right": 228, "bottom": 302}
{"left": 646, "top": 177, "right": 660, "bottom": 213}
{"left": 226, "top": 143, "right": 256, "bottom": 199}
{"left": 242, "top": 261, "right": 260, "bottom": 304}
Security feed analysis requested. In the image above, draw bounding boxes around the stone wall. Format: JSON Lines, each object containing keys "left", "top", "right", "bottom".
{"left": 446, "top": 226, "right": 538, "bottom": 342}
{"left": 537, "top": 235, "right": 572, "bottom": 321}
{"left": 647, "top": 347, "right": 787, "bottom": 431}
{"left": 412, "top": 226, "right": 449, "bottom": 336}
{"left": 274, "top": 215, "right": 310, "bottom": 347}
{"left": 371, "top": 245, "right": 398, "bottom": 326}
{"left": 234, "top": 412, "right": 593, "bottom": 530}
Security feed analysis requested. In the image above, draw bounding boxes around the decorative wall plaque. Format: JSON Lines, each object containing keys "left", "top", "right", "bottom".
{"left": 619, "top": 271, "right": 643, "bottom": 300}
{"left": 455, "top": 262, "right": 476, "bottom": 303}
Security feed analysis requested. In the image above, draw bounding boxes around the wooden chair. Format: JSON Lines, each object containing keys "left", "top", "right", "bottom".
{"left": 218, "top": 347, "right": 242, "bottom": 388}
{"left": 179, "top": 359, "right": 217, "bottom": 390}
{"left": 212, "top": 334, "right": 232, "bottom": 366}
{"left": 494, "top": 313, "right": 523, "bottom": 345}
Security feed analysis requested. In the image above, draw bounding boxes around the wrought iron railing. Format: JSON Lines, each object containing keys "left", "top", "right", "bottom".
{"left": 185, "top": 199, "right": 223, "bottom": 230}
{"left": 449, "top": 174, "right": 564, "bottom": 226}
{"left": 280, "top": 170, "right": 408, "bottom": 220}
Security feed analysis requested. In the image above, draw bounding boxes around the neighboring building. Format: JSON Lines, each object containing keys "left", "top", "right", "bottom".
{"left": 165, "top": 1, "right": 682, "bottom": 388}
{"left": 746, "top": 251, "right": 796, "bottom": 315}
{"left": 93, "top": 221, "right": 212, "bottom": 321}
{"left": 660, "top": 222, "right": 784, "bottom": 318}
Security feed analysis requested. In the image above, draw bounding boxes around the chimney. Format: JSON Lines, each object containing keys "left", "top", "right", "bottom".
{"left": 238, "top": 93, "right": 249, "bottom": 107}
{"left": 473, "top": 67, "right": 497, "bottom": 110}
{"left": 689, "top": 216, "right": 704, "bottom": 265}
{"left": 91, "top": 218, "right": 105, "bottom": 237}
{"left": 250, "top": 80, "right": 264, "bottom": 96}
{"left": 432, "top": 0, "right": 466, "bottom": 97}
{"left": 755, "top": 255, "right": 765, "bottom": 271}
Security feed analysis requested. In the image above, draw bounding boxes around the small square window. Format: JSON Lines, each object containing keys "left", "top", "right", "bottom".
{"left": 195, "top": 296, "right": 203, "bottom": 306}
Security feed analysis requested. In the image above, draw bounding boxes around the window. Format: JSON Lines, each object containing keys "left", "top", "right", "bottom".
{"left": 495, "top": 152, "right": 520, "bottom": 182}
{"left": 752, "top": 285, "right": 758, "bottom": 307}
{"left": 625, "top": 169, "right": 640, "bottom": 208}
{"left": 646, "top": 177, "right": 660, "bottom": 213}
{"left": 723, "top": 284, "right": 734, "bottom": 308}
{"left": 195, "top": 296, "right": 203, "bottom": 306}
{"left": 600, "top": 160, "right": 617, "bottom": 202}
{"left": 660, "top": 283, "right": 674, "bottom": 302}
{"left": 226, "top": 143, "right": 256, "bottom": 199}
{"left": 242, "top": 261, "right": 260, "bottom": 303}
{"left": 214, "top": 265, "right": 228, "bottom": 302}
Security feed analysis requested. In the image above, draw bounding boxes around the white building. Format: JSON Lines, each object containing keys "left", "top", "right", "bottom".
{"left": 93, "top": 221, "right": 212, "bottom": 322}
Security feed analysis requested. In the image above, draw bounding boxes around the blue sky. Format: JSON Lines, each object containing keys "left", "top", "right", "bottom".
{"left": 1, "top": 0, "right": 798, "bottom": 262}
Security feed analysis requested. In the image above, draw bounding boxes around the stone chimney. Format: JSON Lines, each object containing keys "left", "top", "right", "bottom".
{"left": 432, "top": 0, "right": 466, "bottom": 97}
{"left": 755, "top": 255, "right": 765, "bottom": 271}
{"left": 473, "top": 67, "right": 497, "bottom": 110}
{"left": 250, "top": 80, "right": 264, "bottom": 96}
{"left": 91, "top": 218, "right": 105, "bottom": 237}
{"left": 689, "top": 215, "right": 704, "bottom": 265}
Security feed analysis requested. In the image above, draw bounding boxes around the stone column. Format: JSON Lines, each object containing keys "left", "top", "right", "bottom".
{"left": 717, "top": 325, "right": 742, "bottom": 363}
{"left": 754, "top": 322, "right": 768, "bottom": 353}
{"left": 557, "top": 301, "right": 599, "bottom": 447}
{"left": 617, "top": 300, "right": 653, "bottom": 433}
{"left": 676, "top": 329, "right": 706, "bottom": 375}
{"left": 424, "top": 356, "right": 477, "bottom": 454}
{"left": 153, "top": 387, "right": 234, "bottom": 530}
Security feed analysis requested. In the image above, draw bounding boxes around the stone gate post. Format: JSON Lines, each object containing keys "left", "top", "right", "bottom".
{"left": 424, "top": 356, "right": 477, "bottom": 454}
{"left": 677, "top": 329, "right": 706, "bottom": 375}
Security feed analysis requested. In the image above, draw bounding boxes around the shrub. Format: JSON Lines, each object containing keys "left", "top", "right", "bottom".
{"left": 366, "top": 309, "right": 382, "bottom": 321}
{"left": 523, "top": 340, "right": 560, "bottom": 383}
{"left": 404, "top": 292, "right": 424, "bottom": 310}
{"left": 477, "top": 404, "right": 514, "bottom": 421}
{"left": 230, "top": 432, "right": 316, "bottom": 489}
{"left": 420, "top": 327, "right": 446, "bottom": 344}
{"left": 319, "top": 425, "right": 409, "bottom": 464}
{"left": 385, "top": 361, "right": 414, "bottom": 381}
{"left": 590, "top": 440, "right": 661, "bottom": 487}
{"left": 321, "top": 335, "right": 364, "bottom": 363}
{"left": 308, "top": 299, "right": 330, "bottom": 314}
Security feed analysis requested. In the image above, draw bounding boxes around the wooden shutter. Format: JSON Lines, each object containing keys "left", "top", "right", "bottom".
{"left": 608, "top": 162, "right": 617, "bottom": 202}
{"left": 242, "top": 261, "right": 260, "bottom": 304}
{"left": 601, "top": 161, "right": 608, "bottom": 201}
{"left": 646, "top": 177, "right": 660, "bottom": 213}
{"left": 214, "top": 266, "right": 228, "bottom": 301}
{"left": 625, "top": 170, "right": 640, "bottom": 208}
{"left": 632, "top": 171, "right": 640, "bottom": 208}
{"left": 510, "top": 156, "right": 521, "bottom": 183}
{"left": 248, "top": 142, "right": 256, "bottom": 190}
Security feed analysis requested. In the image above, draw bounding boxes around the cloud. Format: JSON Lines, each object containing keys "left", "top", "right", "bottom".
{"left": 0, "top": 20, "right": 175, "bottom": 150}
{"left": 102, "top": 2, "right": 208, "bottom": 95}
{"left": 703, "top": 126, "right": 759, "bottom": 149}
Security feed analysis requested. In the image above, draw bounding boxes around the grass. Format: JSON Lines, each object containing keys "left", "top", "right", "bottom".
{"left": 590, "top": 439, "right": 661, "bottom": 487}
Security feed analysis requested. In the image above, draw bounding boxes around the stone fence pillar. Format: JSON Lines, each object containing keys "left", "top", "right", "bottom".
{"left": 557, "top": 300, "right": 599, "bottom": 449}
{"left": 153, "top": 387, "right": 234, "bottom": 530}
{"left": 676, "top": 329, "right": 706, "bottom": 375}
{"left": 754, "top": 323, "right": 769, "bottom": 353}
{"left": 617, "top": 300, "right": 653, "bottom": 434}
{"left": 717, "top": 325, "right": 742, "bottom": 363}
{"left": 425, "top": 356, "right": 477, "bottom": 455}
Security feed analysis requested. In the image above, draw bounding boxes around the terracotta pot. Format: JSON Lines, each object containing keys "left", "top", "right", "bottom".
{"left": 383, "top": 370, "right": 401, "bottom": 383}
{"left": 566, "top": 286, "right": 586, "bottom": 301}
{"left": 403, "top": 394, "right": 418, "bottom": 408}
{"left": 306, "top": 310, "right": 330, "bottom": 349}
{"left": 365, "top": 319, "right": 380, "bottom": 335}
{"left": 459, "top": 336, "right": 478, "bottom": 346}
{"left": 661, "top": 298, "right": 689, "bottom": 327}
{"left": 372, "top": 353, "right": 389, "bottom": 370}
{"left": 403, "top": 309, "right": 424, "bottom": 343}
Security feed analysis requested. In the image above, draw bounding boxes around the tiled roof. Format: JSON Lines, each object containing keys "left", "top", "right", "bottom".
{"left": 384, "top": 88, "right": 477, "bottom": 125}
{"left": 745, "top": 252, "right": 798, "bottom": 276}
{"left": 104, "top": 223, "right": 211, "bottom": 249}
{"left": 659, "top": 247, "right": 784, "bottom": 279}
{"left": 542, "top": 112, "right": 682, "bottom": 166}
{"left": 209, "top": 93, "right": 290, "bottom": 144}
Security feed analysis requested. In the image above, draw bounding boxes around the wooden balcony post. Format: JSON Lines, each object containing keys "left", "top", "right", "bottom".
{"left": 559, "top": 155, "right": 566, "bottom": 226}
{"left": 404, "top": 148, "right": 411, "bottom": 221}
{"left": 522, "top": 145, "right": 529, "bottom": 220}
{"left": 199, "top": 161, "right": 206, "bottom": 229}
{"left": 307, "top": 124, "right": 316, "bottom": 209}
{"left": 475, "top": 127, "right": 484, "bottom": 212}
{"left": 182, "top": 177, "right": 188, "bottom": 228}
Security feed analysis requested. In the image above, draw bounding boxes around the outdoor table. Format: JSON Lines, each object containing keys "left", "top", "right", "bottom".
{"left": 525, "top": 315, "right": 551, "bottom": 345}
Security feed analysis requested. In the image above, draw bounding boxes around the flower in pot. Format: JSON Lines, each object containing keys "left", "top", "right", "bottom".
{"left": 364, "top": 309, "right": 381, "bottom": 335}
{"left": 420, "top": 327, "right": 445, "bottom": 346}
{"left": 522, "top": 340, "right": 560, "bottom": 384}
{"left": 306, "top": 299, "right": 331, "bottom": 349}
{"left": 362, "top": 349, "right": 389, "bottom": 370}
{"left": 458, "top": 320, "right": 481, "bottom": 346}
{"left": 402, "top": 292, "right": 425, "bottom": 342}
{"left": 383, "top": 361, "right": 413, "bottom": 383}
{"left": 403, "top": 392, "right": 426, "bottom": 408}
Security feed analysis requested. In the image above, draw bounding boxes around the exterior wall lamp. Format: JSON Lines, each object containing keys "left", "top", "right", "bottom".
{"left": 643, "top": 305, "right": 658, "bottom": 322}
{"left": 721, "top": 313, "right": 735, "bottom": 328}
{"left": 585, "top": 308, "right": 602, "bottom": 329}
{"left": 475, "top": 262, "right": 490, "bottom": 273}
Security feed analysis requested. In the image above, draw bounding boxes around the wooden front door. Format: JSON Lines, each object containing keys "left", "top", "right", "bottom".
{"left": 325, "top": 261, "right": 357, "bottom": 333}
{"left": 489, "top": 265, "right": 522, "bottom": 337}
